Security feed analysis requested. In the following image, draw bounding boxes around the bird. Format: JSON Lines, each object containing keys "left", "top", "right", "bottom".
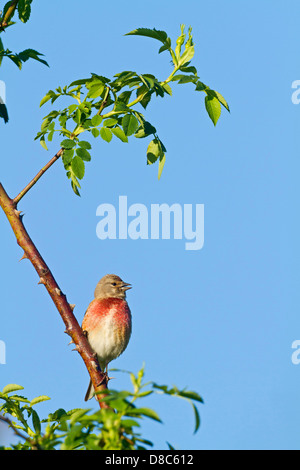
{"left": 82, "top": 274, "right": 132, "bottom": 401}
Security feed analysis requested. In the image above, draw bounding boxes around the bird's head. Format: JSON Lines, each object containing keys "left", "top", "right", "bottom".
{"left": 94, "top": 274, "right": 132, "bottom": 300}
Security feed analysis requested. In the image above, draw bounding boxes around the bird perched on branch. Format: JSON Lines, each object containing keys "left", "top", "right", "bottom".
{"left": 82, "top": 274, "right": 132, "bottom": 401}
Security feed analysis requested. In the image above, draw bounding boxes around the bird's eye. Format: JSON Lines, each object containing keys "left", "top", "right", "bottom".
{"left": 112, "top": 282, "right": 117, "bottom": 286}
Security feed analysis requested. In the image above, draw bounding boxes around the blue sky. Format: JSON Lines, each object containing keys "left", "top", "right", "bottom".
{"left": 0, "top": 0, "right": 299, "bottom": 450}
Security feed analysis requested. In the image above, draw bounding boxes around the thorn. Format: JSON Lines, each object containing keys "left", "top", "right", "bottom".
{"left": 14, "top": 209, "right": 22, "bottom": 217}
{"left": 19, "top": 253, "right": 27, "bottom": 261}
{"left": 69, "top": 304, "right": 75, "bottom": 311}
{"left": 55, "top": 288, "right": 61, "bottom": 296}
{"left": 107, "top": 376, "right": 115, "bottom": 381}
{"left": 38, "top": 277, "right": 45, "bottom": 285}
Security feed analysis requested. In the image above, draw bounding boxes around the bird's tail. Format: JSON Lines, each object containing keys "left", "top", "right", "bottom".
{"left": 84, "top": 379, "right": 95, "bottom": 401}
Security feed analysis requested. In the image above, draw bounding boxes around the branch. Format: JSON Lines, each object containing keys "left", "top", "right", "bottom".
{"left": 0, "top": 414, "right": 29, "bottom": 442}
{"left": 13, "top": 149, "right": 63, "bottom": 205}
{"left": 0, "top": 182, "right": 109, "bottom": 409}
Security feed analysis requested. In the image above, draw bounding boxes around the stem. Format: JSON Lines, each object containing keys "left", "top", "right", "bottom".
{"left": 97, "top": 86, "right": 110, "bottom": 115}
{"left": 161, "top": 66, "right": 179, "bottom": 86}
{"left": 0, "top": 414, "right": 30, "bottom": 443}
{"left": 0, "top": 183, "right": 109, "bottom": 409}
{"left": 13, "top": 149, "right": 63, "bottom": 205}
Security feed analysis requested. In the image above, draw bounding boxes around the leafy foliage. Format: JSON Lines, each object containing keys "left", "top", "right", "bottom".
{"left": 0, "top": 0, "right": 48, "bottom": 68}
{"left": 36, "top": 25, "right": 229, "bottom": 193}
{"left": 0, "top": 1, "right": 48, "bottom": 123}
{"left": 0, "top": 365, "right": 203, "bottom": 450}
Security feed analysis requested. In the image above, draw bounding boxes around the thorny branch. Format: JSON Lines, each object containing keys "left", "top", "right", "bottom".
{"left": 0, "top": 182, "right": 109, "bottom": 409}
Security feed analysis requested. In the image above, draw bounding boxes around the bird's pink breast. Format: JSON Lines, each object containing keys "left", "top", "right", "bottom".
{"left": 82, "top": 298, "right": 131, "bottom": 331}
{"left": 82, "top": 297, "right": 132, "bottom": 367}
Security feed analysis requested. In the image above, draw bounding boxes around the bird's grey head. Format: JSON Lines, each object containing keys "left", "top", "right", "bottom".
{"left": 94, "top": 274, "right": 132, "bottom": 300}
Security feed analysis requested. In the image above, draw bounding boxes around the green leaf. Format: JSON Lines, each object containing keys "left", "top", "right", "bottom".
{"left": 30, "top": 395, "right": 51, "bottom": 406}
{"left": 40, "top": 91, "right": 55, "bottom": 107}
{"left": 2, "top": 384, "right": 24, "bottom": 395}
{"left": 91, "top": 128, "right": 100, "bottom": 138}
{"left": 162, "top": 83, "right": 172, "bottom": 96}
{"left": 122, "top": 114, "right": 139, "bottom": 136}
{"left": 73, "top": 108, "right": 81, "bottom": 124}
{"left": 179, "top": 65, "right": 197, "bottom": 74}
{"left": 178, "top": 44, "right": 195, "bottom": 67}
{"left": 100, "top": 127, "right": 113, "bottom": 143}
{"left": 136, "top": 85, "right": 152, "bottom": 109}
{"left": 175, "top": 24, "right": 186, "bottom": 60}
{"left": 61, "top": 139, "right": 76, "bottom": 149}
{"left": 207, "top": 89, "right": 230, "bottom": 112}
{"left": 78, "top": 140, "right": 92, "bottom": 149}
{"left": 111, "top": 126, "right": 128, "bottom": 143}
{"left": 62, "top": 149, "right": 74, "bottom": 165}
{"left": 114, "top": 101, "right": 130, "bottom": 112}
{"left": 40, "top": 136, "right": 48, "bottom": 151}
{"left": 71, "top": 156, "right": 85, "bottom": 179}
{"left": 87, "top": 83, "right": 104, "bottom": 99}
{"left": 69, "top": 78, "right": 90, "bottom": 87}
{"left": 135, "top": 121, "right": 156, "bottom": 139}
{"left": 121, "top": 418, "right": 141, "bottom": 428}
{"left": 116, "top": 90, "right": 132, "bottom": 104}
{"left": 31, "top": 409, "right": 41, "bottom": 434}
{"left": 192, "top": 402, "right": 200, "bottom": 433}
{"left": 0, "top": 103, "right": 9, "bottom": 123}
{"left": 125, "top": 28, "right": 169, "bottom": 45}
{"left": 147, "top": 138, "right": 163, "bottom": 165}
{"left": 18, "top": 49, "right": 49, "bottom": 67}
{"left": 6, "top": 53, "right": 22, "bottom": 69}
{"left": 176, "top": 390, "right": 204, "bottom": 403}
{"left": 195, "top": 81, "right": 208, "bottom": 92}
{"left": 68, "top": 104, "right": 78, "bottom": 113}
{"left": 167, "top": 441, "right": 175, "bottom": 450}
{"left": 127, "top": 407, "right": 162, "bottom": 423}
{"left": 205, "top": 95, "right": 221, "bottom": 126}
{"left": 0, "top": 38, "right": 4, "bottom": 67}
{"left": 69, "top": 408, "right": 89, "bottom": 424}
{"left": 91, "top": 115, "right": 103, "bottom": 127}
{"left": 18, "top": 0, "right": 32, "bottom": 23}
{"left": 158, "top": 38, "right": 172, "bottom": 54}
{"left": 102, "top": 118, "right": 118, "bottom": 127}
{"left": 76, "top": 147, "right": 91, "bottom": 161}
{"left": 158, "top": 152, "right": 165, "bottom": 180}
{"left": 71, "top": 179, "right": 81, "bottom": 197}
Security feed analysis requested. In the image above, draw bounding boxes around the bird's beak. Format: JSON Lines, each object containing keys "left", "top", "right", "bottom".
{"left": 122, "top": 282, "right": 132, "bottom": 291}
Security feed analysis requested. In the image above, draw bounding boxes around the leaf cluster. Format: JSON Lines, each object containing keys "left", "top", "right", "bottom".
{"left": 0, "top": 1, "right": 48, "bottom": 123}
{"left": 0, "top": 1, "right": 48, "bottom": 69}
{"left": 0, "top": 365, "right": 203, "bottom": 450}
{"left": 35, "top": 25, "right": 229, "bottom": 194}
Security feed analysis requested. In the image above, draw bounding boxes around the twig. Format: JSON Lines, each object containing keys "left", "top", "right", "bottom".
{"left": 0, "top": 414, "right": 29, "bottom": 442}
{"left": 13, "top": 149, "right": 63, "bottom": 205}
{"left": 0, "top": 183, "right": 109, "bottom": 409}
